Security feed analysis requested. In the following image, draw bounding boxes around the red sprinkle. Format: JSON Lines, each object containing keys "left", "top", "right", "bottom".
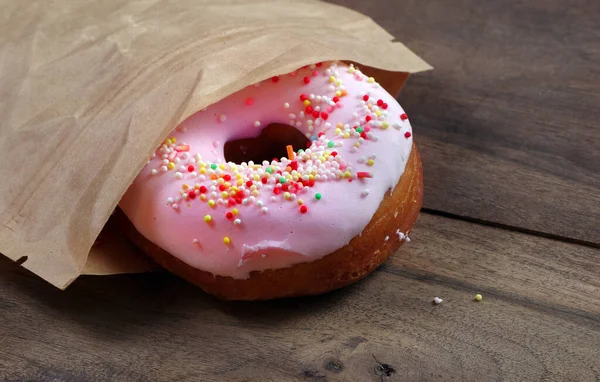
{"left": 245, "top": 98, "right": 254, "bottom": 106}
{"left": 312, "top": 110, "right": 320, "bottom": 119}
{"left": 332, "top": 96, "right": 340, "bottom": 103}
{"left": 382, "top": 103, "right": 388, "bottom": 110}
{"left": 273, "top": 187, "right": 281, "bottom": 195}
{"left": 282, "top": 184, "right": 289, "bottom": 192}
{"left": 309, "top": 179, "right": 315, "bottom": 187}
{"left": 228, "top": 199, "right": 236, "bottom": 206}
{"left": 331, "top": 151, "right": 338, "bottom": 157}
{"left": 357, "top": 171, "right": 373, "bottom": 178}
{"left": 300, "top": 205, "right": 308, "bottom": 214}
{"left": 187, "top": 165, "right": 195, "bottom": 172}
{"left": 316, "top": 62, "right": 323, "bottom": 67}
{"left": 363, "top": 95, "right": 369, "bottom": 101}
{"left": 360, "top": 132, "right": 367, "bottom": 139}
{"left": 300, "top": 94, "right": 308, "bottom": 101}
{"left": 377, "top": 99, "right": 384, "bottom": 106}
{"left": 246, "top": 180, "right": 253, "bottom": 187}
{"left": 320, "top": 112, "right": 329, "bottom": 120}
{"left": 318, "top": 132, "right": 325, "bottom": 138}
{"left": 303, "top": 76, "right": 311, "bottom": 84}
{"left": 404, "top": 131, "right": 412, "bottom": 138}
{"left": 236, "top": 191, "right": 244, "bottom": 199}
{"left": 271, "top": 76, "right": 280, "bottom": 83}
{"left": 312, "top": 70, "right": 319, "bottom": 77}
{"left": 223, "top": 174, "right": 231, "bottom": 181}
{"left": 235, "top": 197, "right": 243, "bottom": 204}
{"left": 199, "top": 186, "right": 207, "bottom": 193}
{"left": 219, "top": 184, "right": 226, "bottom": 191}
{"left": 400, "top": 113, "right": 408, "bottom": 120}
{"left": 305, "top": 106, "right": 313, "bottom": 114}
{"left": 226, "top": 212, "right": 234, "bottom": 220}
{"left": 261, "top": 177, "right": 268, "bottom": 184}
{"left": 289, "top": 161, "right": 298, "bottom": 171}
{"left": 365, "top": 116, "right": 372, "bottom": 122}
{"left": 188, "top": 191, "right": 196, "bottom": 199}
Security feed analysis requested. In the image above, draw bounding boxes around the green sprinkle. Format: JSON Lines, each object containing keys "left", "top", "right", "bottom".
{"left": 356, "top": 126, "right": 364, "bottom": 133}
{"left": 210, "top": 163, "right": 217, "bottom": 170}
{"left": 265, "top": 167, "right": 273, "bottom": 174}
{"left": 279, "top": 177, "right": 286, "bottom": 184}
{"left": 298, "top": 149, "right": 304, "bottom": 154}
{"left": 327, "top": 141, "right": 335, "bottom": 148}
{"left": 315, "top": 193, "right": 322, "bottom": 200}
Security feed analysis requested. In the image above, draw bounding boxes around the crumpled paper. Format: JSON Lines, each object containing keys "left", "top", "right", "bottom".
{"left": 0, "top": 0, "right": 431, "bottom": 289}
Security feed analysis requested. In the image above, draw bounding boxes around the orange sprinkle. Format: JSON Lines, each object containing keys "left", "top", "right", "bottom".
{"left": 341, "top": 89, "right": 348, "bottom": 97}
{"left": 286, "top": 145, "right": 295, "bottom": 160}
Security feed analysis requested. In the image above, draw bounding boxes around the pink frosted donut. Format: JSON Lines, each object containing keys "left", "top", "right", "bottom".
{"left": 119, "top": 61, "right": 419, "bottom": 297}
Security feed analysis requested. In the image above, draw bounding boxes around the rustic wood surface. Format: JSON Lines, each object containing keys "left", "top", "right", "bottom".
{"left": 328, "top": 0, "right": 600, "bottom": 245}
{"left": 1, "top": 213, "right": 599, "bottom": 381}
{"left": 2, "top": 0, "right": 600, "bottom": 380}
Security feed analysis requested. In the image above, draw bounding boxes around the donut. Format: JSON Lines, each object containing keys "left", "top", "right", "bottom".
{"left": 118, "top": 61, "right": 423, "bottom": 300}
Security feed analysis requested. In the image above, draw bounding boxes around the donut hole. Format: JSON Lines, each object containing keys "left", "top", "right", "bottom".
{"left": 224, "top": 123, "right": 310, "bottom": 164}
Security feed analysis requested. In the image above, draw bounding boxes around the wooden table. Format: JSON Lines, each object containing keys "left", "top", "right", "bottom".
{"left": 2, "top": 0, "right": 599, "bottom": 380}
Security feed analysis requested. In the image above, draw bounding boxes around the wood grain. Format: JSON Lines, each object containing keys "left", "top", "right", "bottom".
{"left": 327, "top": 0, "right": 600, "bottom": 245}
{"left": 1, "top": 213, "right": 599, "bottom": 381}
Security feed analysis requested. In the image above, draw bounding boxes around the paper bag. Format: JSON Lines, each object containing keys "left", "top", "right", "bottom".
{"left": 0, "top": 0, "right": 431, "bottom": 289}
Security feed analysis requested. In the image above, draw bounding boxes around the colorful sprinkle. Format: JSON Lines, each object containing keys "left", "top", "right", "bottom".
{"left": 315, "top": 193, "right": 322, "bottom": 200}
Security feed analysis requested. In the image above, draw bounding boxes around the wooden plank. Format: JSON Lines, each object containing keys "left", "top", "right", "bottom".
{"left": 1, "top": 213, "right": 599, "bottom": 381}
{"left": 327, "top": 0, "right": 600, "bottom": 245}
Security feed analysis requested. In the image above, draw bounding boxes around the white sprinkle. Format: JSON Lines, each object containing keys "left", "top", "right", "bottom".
{"left": 192, "top": 239, "right": 199, "bottom": 244}
{"left": 396, "top": 229, "right": 406, "bottom": 241}
{"left": 254, "top": 120, "right": 261, "bottom": 128}
{"left": 384, "top": 236, "right": 389, "bottom": 241}
{"left": 219, "top": 114, "right": 226, "bottom": 122}
{"left": 172, "top": 204, "right": 179, "bottom": 210}
{"left": 261, "top": 207, "right": 268, "bottom": 213}
{"left": 270, "top": 196, "right": 277, "bottom": 202}
{"left": 289, "top": 113, "right": 296, "bottom": 119}
{"left": 151, "top": 169, "right": 158, "bottom": 175}
{"left": 433, "top": 297, "right": 443, "bottom": 305}
{"left": 283, "top": 102, "right": 290, "bottom": 109}
{"left": 234, "top": 219, "right": 241, "bottom": 225}
{"left": 175, "top": 172, "right": 183, "bottom": 180}
{"left": 256, "top": 200, "right": 264, "bottom": 207}
{"left": 361, "top": 189, "right": 370, "bottom": 197}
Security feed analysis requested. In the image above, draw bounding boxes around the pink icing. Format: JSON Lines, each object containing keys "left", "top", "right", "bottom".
{"left": 119, "top": 62, "right": 413, "bottom": 279}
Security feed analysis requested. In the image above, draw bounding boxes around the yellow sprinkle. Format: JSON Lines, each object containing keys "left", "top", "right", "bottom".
{"left": 194, "top": 183, "right": 201, "bottom": 189}
{"left": 208, "top": 200, "right": 215, "bottom": 207}
{"left": 344, "top": 171, "right": 351, "bottom": 178}
{"left": 348, "top": 67, "right": 355, "bottom": 74}
{"left": 237, "top": 179, "right": 243, "bottom": 186}
{"left": 232, "top": 208, "right": 239, "bottom": 215}
{"left": 200, "top": 168, "right": 206, "bottom": 174}
{"left": 223, "top": 237, "right": 231, "bottom": 245}
{"left": 167, "top": 162, "right": 175, "bottom": 170}
{"left": 335, "top": 80, "right": 341, "bottom": 86}
{"left": 335, "top": 90, "right": 342, "bottom": 97}
{"left": 297, "top": 199, "right": 303, "bottom": 205}
{"left": 253, "top": 174, "right": 260, "bottom": 181}
{"left": 375, "top": 110, "right": 382, "bottom": 117}
{"left": 203, "top": 215, "right": 212, "bottom": 222}
{"left": 164, "top": 138, "right": 171, "bottom": 145}
{"left": 224, "top": 182, "right": 231, "bottom": 188}
{"left": 250, "top": 185, "right": 257, "bottom": 191}
{"left": 343, "top": 132, "right": 350, "bottom": 138}
{"left": 284, "top": 192, "right": 291, "bottom": 200}
{"left": 200, "top": 194, "right": 207, "bottom": 201}
{"left": 335, "top": 128, "right": 342, "bottom": 135}
{"left": 336, "top": 122, "right": 344, "bottom": 129}
{"left": 303, "top": 100, "right": 311, "bottom": 106}
{"left": 329, "top": 75, "right": 336, "bottom": 83}
{"left": 367, "top": 159, "right": 375, "bottom": 166}
{"left": 217, "top": 178, "right": 224, "bottom": 184}
{"left": 235, "top": 173, "right": 242, "bottom": 179}
{"left": 219, "top": 164, "right": 225, "bottom": 170}
{"left": 252, "top": 190, "right": 259, "bottom": 197}
{"left": 229, "top": 190, "right": 236, "bottom": 197}
{"left": 475, "top": 294, "right": 483, "bottom": 301}
{"left": 308, "top": 174, "right": 314, "bottom": 181}
{"left": 367, "top": 77, "right": 375, "bottom": 83}
{"left": 221, "top": 191, "right": 228, "bottom": 198}
{"left": 171, "top": 137, "right": 176, "bottom": 143}
{"left": 231, "top": 186, "right": 238, "bottom": 192}
{"left": 382, "top": 122, "right": 389, "bottom": 129}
